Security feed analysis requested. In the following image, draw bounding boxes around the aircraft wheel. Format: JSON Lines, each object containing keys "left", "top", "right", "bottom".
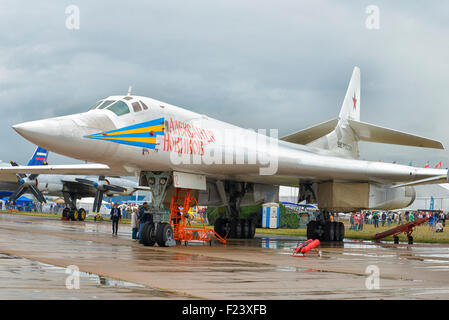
{"left": 240, "top": 219, "right": 249, "bottom": 238}
{"left": 73, "top": 210, "right": 79, "bottom": 221}
{"left": 407, "top": 236, "right": 413, "bottom": 245}
{"left": 242, "top": 219, "right": 250, "bottom": 238}
{"left": 338, "top": 222, "right": 345, "bottom": 241}
{"left": 323, "top": 221, "right": 334, "bottom": 241}
{"left": 393, "top": 235, "right": 399, "bottom": 244}
{"left": 248, "top": 219, "right": 256, "bottom": 239}
{"left": 214, "top": 218, "right": 229, "bottom": 238}
{"left": 307, "top": 221, "right": 317, "bottom": 239}
{"left": 67, "top": 209, "right": 76, "bottom": 221}
{"left": 156, "top": 223, "right": 173, "bottom": 247}
{"left": 62, "top": 208, "right": 70, "bottom": 219}
{"left": 333, "top": 222, "right": 340, "bottom": 241}
{"left": 142, "top": 222, "right": 156, "bottom": 246}
{"left": 78, "top": 208, "right": 86, "bottom": 221}
{"left": 231, "top": 219, "right": 243, "bottom": 238}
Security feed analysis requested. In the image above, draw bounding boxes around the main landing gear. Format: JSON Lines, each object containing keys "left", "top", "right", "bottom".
{"left": 61, "top": 192, "right": 86, "bottom": 221}
{"left": 213, "top": 181, "right": 256, "bottom": 239}
{"left": 139, "top": 171, "right": 176, "bottom": 247}
{"left": 306, "top": 211, "right": 344, "bottom": 241}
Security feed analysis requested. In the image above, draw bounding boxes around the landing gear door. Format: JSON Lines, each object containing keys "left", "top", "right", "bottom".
{"left": 173, "top": 171, "right": 206, "bottom": 191}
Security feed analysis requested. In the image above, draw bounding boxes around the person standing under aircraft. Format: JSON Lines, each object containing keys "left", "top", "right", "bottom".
{"left": 373, "top": 213, "right": 379, "bottom": 228}
{"left": 110, "top": 203, "right": 121, "bottom": 236}
{"left": 436, "top": 220, "right": 444, "bottom": 233}
{"left": 131, "top": 207, "right": 138, "bottom": 240}
{"left": 353, "top": 214, "right": 359, "bottom": 231}
{"left": 358, "top": 212, "right": 364, "bottom": 230}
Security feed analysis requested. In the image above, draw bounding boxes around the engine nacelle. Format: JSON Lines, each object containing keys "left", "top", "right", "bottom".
{"left": 39, "top": 183, "right": 63, "bottom": 194}
{"left": 317, "top": 182, "right": 416, "bottom": 212}
{"left": 368, "top": 184, "right": 416, "bottom": 210}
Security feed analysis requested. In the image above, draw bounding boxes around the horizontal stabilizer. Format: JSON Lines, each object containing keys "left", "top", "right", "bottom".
{"left": 348, "top": 120, "right": 444, "bottom": 149}
{"left": 281, "top": 119, "right": 338, "bottom": 145}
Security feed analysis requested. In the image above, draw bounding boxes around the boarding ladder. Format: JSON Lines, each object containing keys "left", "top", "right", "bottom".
{"left": 169, "top": 188, "right": 226, "bottom": 245}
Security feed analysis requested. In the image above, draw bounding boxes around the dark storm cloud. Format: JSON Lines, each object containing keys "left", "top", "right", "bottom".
{"left": 0, "top": 0, "right": 448, "bottom": 167}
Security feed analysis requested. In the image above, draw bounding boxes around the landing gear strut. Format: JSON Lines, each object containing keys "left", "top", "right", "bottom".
{"left": 306, "top": 211, "right": 344, "bottom": 241}
{"left": 213, "top": 181, "right": 256, "bottom": 239}
{"left": 62, "top": 192, "right": 86, "bottom": 221}
{"left": 139, "top": 171, "right": 176, "bottom": 247}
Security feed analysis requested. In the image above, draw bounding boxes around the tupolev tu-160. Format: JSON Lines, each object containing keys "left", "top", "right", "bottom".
{"left": 6, "top": 67, "right": 448, "bottom": 243}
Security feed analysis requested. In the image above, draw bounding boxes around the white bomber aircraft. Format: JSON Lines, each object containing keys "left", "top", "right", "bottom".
{"left": 7, "top": 67, "right": 448, "bottom": 242}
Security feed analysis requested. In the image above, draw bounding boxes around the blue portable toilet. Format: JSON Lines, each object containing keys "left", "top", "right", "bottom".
{"left": 262, "top": 202, "right": 279, "bottom": 228}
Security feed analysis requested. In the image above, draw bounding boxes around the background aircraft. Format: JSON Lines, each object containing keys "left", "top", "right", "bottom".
{"left": 0, "top": 147, "right": 149, "bottom": 220}
{"left": 7, "top": 67, "right": 449, "bottom": 241}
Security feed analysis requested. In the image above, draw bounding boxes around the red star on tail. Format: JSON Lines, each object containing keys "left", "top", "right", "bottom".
{"left": 352, "top": 93, "right": 357, "bottom": 110}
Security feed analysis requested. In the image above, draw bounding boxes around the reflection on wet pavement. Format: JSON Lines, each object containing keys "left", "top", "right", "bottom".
{"left": 0, "top": 253, "right": 193, "bottom": 299}
{"left": 1, "top": 213, "right": 449, "bottom": 299}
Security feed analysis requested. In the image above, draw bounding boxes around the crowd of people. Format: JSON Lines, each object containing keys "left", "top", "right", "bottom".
{"left": 349, "top": 210, "right": 446, "bottom": 232}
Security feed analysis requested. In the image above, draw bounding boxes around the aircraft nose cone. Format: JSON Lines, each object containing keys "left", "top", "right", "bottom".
{"left": 13, "top": 119, "right": 62, "bottom": 148}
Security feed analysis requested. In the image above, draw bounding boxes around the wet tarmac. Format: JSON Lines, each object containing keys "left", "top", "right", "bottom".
{"left": 1, "top": 213, "right": 449, "bottom": 299}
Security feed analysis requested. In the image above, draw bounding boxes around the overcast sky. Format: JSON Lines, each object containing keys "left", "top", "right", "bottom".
{"left": 1, "top": 1, "right": 448, "bottom": 168}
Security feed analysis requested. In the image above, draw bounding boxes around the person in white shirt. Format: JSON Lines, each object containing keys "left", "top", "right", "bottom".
{"left": 131, "top": 207, "right": 138, "bottom": 240}
{"left": 436, "top": 220, "right": 444, "bottom": 233}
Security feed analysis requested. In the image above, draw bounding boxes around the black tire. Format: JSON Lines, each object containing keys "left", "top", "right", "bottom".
{"left": 394, "top": 235, "right": 399, "bottom": 244}
{"left": 156, "top": 223, "right": 173, "bottom": 247}
{"left": 248, "top": 219, "right": 256, "bottom": 239}
{"left": 62, "top": 208, "right": 69, "bottom": 218}
{"left": 67, "top": 209, "right": 75, "bottom": 221}
{"left": 338, "top": 222, "right": 345, "bottom": 241}
{"left": 142, "top": 222, "right": 156, "bottom": 246}
{"left": 307, "top": 221, "right": 317, "bottom": 240}
{"left": 214, "top": 218, "right": 229, "bottom": 238}
{"left": 323, "top": 221, "right": 334, "bottom": 241}
{"left": 334, "top": 222, "right": 340, "bottom": 242}
{"left": 242, "top": 219, "right": 250, "bottom": 238}
{"left": 408, "top": 236, "right": 413, "bottom": 245}
{"left": 231, "top": 219, "right": 243, "bottom": 239}
{"left": 78, "top": 208, "right": 86, "bottom": 221}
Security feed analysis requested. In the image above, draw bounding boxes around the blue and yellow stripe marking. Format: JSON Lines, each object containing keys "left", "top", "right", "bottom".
{"left": 85, "top": 118, "right": 164, "bottom": 149}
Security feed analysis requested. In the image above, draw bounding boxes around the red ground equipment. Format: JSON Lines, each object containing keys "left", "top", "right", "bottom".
{"left": 373, "top": 216, "right": 429, "bottom": 244}
{"left": 292, "top": 239, "right": 321, "bottom": 257}
{"left": 169, "top": 188, "right": 227, "bottom": 245}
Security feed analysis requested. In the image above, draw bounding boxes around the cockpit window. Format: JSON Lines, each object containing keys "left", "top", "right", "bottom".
{"left": 140, "top": 101, "right": 149, "bottom": 110}
{"left": 97, "top": 100, "right": 116, "bottom": 109}
{"left": 132, "top": 102, "right": 142, "bottom": 112}
{"left": 89, "top": 100, "right": 104, "bottom": 110}
{"left": 106, "top": 101, "right": 130, "bottom": 116}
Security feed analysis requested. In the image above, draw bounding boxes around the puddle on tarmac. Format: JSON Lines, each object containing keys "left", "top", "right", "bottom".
{"left": 0, "top": 253, "right": 193, "bottom": 299}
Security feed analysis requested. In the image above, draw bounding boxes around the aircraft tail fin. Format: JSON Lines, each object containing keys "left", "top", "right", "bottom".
{"left": 27, "top": 146, "right": 49, "bottom": 166}
{"left": 338, "top": 66, "right": 360, "bottom": 122}
{"left": 281, "top": 66, "right": 444, "bottom": 158}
